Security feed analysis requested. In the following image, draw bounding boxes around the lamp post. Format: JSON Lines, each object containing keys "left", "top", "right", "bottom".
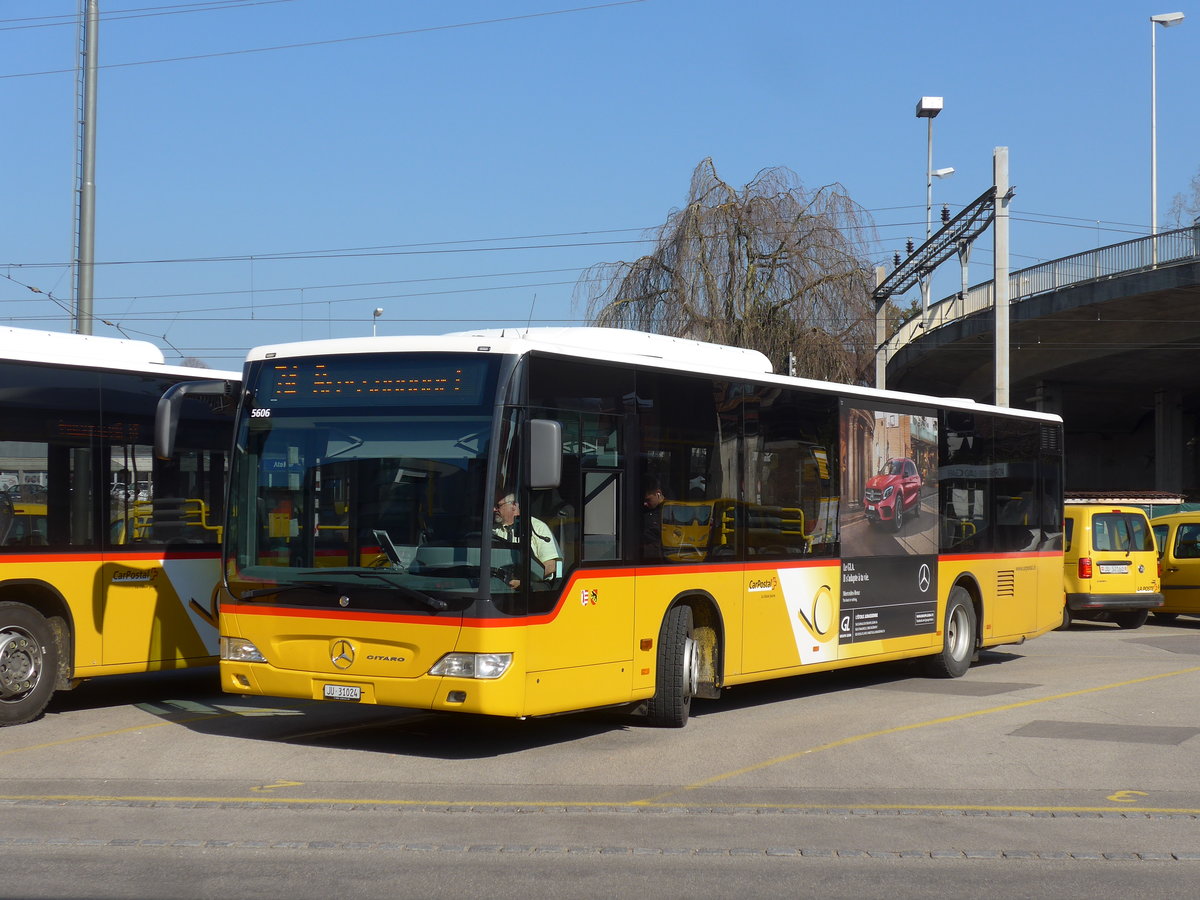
{"left": 372, "top": 307, "right": 383, "bottom": 337}
{"left": 915, "top": 97, "right": 954, "bottom": 312}
{"left": 1151, "top": 12, "right": 1184, "bottom": 247}
{"left": 916, "top": 97, "right": 955, "bottom": 240}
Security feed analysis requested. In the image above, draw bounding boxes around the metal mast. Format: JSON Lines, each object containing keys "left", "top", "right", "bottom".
{"left": 73, "top": 0, "right": 99, "bottom": 335}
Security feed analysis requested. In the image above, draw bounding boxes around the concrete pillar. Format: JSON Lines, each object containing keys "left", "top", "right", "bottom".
{"left": 1155, "top": 388, "right": 1183, "bottom": 493}
{"left": 1033, "top": 381, "right": 1064, "bottom": 417}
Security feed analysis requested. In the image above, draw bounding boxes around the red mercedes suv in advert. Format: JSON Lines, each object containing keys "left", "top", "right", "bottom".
{"left": 864, "top": 458, "right": 922, "bottom": 531}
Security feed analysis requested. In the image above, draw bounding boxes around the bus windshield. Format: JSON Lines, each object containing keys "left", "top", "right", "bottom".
{"left": 228, "top": 354, "right": 501, "bottom": 604}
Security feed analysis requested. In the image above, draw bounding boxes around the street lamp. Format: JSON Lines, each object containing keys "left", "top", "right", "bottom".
{"left": 372, "top": 307, "right": 383, "bottom": 337}
{"left": 916, "top": 97, "right": 954, "bottom": 241}
{"left": 915, "top": 97, "right": 954, "bottom": 315}
{"left": 1151, "top": 12, "right": 1184, "bottom": 243}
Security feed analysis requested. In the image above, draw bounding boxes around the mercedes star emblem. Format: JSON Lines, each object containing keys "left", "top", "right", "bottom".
{"left": 331, "top": 639, "right": 356, "bottom": 670}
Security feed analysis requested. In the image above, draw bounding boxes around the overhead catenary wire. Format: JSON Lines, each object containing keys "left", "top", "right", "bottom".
{"left": 3, "top": 209, "right": 1151, "bottom": 274}
{"left": 0, "top": 1, "right": 298, "bottom": 32}
{"left": 0, "top": 0, "right": 649, "bottom": 79}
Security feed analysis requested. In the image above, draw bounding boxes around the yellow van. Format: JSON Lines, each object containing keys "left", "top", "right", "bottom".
{"left": 1062, "top": 504, "right": 1162, "bottom": 629}
{"left": 1150, "top": 512, "right": 1200, "bottom": 622}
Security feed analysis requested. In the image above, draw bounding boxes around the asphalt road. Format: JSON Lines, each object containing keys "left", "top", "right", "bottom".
{"left": 2, "top": 616, "right": 1199, "bottom": 898}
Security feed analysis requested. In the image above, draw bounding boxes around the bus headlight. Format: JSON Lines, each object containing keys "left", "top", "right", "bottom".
{"left": 220, "top": 636, "right": 267, "bottom": 663}
{"left": 429, "top": 652, "right": 512, "bottom": 679}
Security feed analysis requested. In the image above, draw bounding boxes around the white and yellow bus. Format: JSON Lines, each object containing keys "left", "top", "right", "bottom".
{"left": 192, "top": 328, "right": 1063, "bottom": 727}
{"left": 0, "top": 326, "right": 236, "bottom": 726}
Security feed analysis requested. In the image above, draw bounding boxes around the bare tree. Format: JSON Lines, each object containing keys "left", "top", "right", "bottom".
{"left": 1168, "top": 165, "right": 1200, "bottom": 226}
{"left": 578, "top": 159, "right": 879, "bottom": 384}
{"left": 181, "top": 357, "right": 210, "bottom": 369}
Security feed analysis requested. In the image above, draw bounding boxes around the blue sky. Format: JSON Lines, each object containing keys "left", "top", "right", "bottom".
{"left": 1, "top": 0, "right": 1196, "bottom": 368}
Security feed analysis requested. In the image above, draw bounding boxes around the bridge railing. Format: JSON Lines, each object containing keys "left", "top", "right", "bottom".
{"left": 885, "top": 223, "right": 1200, "bottom": 356}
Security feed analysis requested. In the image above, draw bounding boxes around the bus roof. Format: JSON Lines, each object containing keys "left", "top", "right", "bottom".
{"left": 246, "top": 327, "right": 774, "bottom": 376}
{"left": 0, "top": 325, "right": 238, "bottom": 380}
{"left": 244, "top": 327, "right": 1061, "bottom": 424}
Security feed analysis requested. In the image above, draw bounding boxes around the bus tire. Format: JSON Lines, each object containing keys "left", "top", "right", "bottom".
{"left": 926, "top": 587, "right": 975, "bottom": 678}
{"left": 0, "top": 602, "right": 59, "bottom": 727}
{"left": 1113, "top": 609, "right": 1148, "bottom": 630}
{"left": 646, "top": 604, "right": 698, "bottom": 728}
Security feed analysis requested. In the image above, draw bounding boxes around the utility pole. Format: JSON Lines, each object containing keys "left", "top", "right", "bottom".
{"left": 874, "top": 266, "right": 888, "bottom": 389}
{"left": 74, "top": 0, "right": 99, "bottom": 335}
{"left": 993, "top": 147, "right": 1010, "bottom": 408}
{"left": 871, "top": 185, "right": 998, "bottom": 393}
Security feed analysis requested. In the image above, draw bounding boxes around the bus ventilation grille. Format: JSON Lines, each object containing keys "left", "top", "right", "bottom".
{"left": 1040, "top": 424, "right": 1062, "bottom": 452}
{"left": 996, "top": 570, "right": 1016, "bottom": 597}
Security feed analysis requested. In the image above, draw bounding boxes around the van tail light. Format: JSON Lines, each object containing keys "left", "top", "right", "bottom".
{"left": 1078, "top": 557, "right": 1093, "bottom": 579}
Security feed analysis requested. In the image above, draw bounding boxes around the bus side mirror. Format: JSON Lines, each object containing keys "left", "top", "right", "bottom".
{"left": 155, "top": 379, "right": 233, "bottom": 460}
{"left": 527, "top": 418, "right": 562, "bottom": 490}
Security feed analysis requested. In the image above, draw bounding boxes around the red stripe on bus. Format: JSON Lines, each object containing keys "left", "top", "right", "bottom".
{"left": 223, "top": 558, "right": 843, "bottom": 629}
{"left": 0, "top": 550, "right": 219, "bottom": 564}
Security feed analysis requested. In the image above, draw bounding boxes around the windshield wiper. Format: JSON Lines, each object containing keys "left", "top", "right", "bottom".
{"left": 292, "top": 569, "right": 450, "bottom": 611}
{"left": 239, "top": 580, "right": 350, "bottom": 601}
{"left": 240, "top": 573, "right": 448, "bottom": 611}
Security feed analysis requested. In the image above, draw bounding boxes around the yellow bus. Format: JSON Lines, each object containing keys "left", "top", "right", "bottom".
{"left": 0, "top": 326, "right": 236, "bottom": 726}
{"left": 182, "top": 328, "right": 1063, "bottom": 727}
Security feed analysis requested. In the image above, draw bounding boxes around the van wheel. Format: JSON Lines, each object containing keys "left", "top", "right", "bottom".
{"left": 646, "top": 605, "right": 698, "bottom": 728}
{"left": 1152, "top": 612, "right": 1179, "bottom": 623}
{"left": 925, "top": 587, "right": 976, "bottom": 678}
{"left": 0, "top": 603, "right": 59, "bottom": 727}
{"left": 1113, "top": 609, "right": 1149, "bottom": 630}
{"left": 1057, "top": 604, "right": 1072, "bottom": 630}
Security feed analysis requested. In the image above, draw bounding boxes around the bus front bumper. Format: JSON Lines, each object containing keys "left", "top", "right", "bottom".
{"left": 220, "top": 661, "right": 527, "bottom": 717}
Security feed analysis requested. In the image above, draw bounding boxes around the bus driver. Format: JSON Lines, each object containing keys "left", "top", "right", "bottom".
{"left": 492, "top": 491, "right": 561, "bottom": 587}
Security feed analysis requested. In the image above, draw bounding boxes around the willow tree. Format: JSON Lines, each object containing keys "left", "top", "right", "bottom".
{"left": 1168, "top": 164, "right": 1200, "bottom": 226}
{"left": 578, "top": 159, "right": 878, "bottom": 384}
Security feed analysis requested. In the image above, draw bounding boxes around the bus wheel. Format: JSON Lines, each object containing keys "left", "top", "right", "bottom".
{"left": 926, "top": 587, "right": 976, "bottom": 678}
{"left": 646, "top": 605, "right": 698, "bottom": 728}
{"left": 0, "top": 603, "right": 59, "bottom": 727}
{"left": 1113, "top": 609, "right": 1149, "bottom": 630}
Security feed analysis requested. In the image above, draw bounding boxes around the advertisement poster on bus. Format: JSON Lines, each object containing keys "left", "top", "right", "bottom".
{"left": 839, "top": 402, "right": 939, "bottom": 643}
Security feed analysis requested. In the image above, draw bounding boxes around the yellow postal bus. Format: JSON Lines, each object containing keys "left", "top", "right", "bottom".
{"left": 0, "top": 327, "right": 236, "bottom": 726}
{"left": 176, "top": 328, "right": 1063, "bottom": 727}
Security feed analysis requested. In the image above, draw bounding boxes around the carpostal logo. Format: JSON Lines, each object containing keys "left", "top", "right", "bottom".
{"left": 747, "top": 576, "right": 778, "bottom": 593}
{"left": 111, "top": 568, "right": 159, "bottom": 585}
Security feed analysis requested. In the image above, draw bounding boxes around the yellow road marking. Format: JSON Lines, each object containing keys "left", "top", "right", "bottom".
{"left": 1108, "top": 790, "right": 1150, "bottom": 803}
{"left": 634, "top": 664, "right": 1200, "bottom": 803}
{"left": 250, "top": 780, "right": 304, "bottom": 792}
{"left": 0, "top": 718, "right": 186, "bottom": 757}
{"left": 1, "top": 793, "right": 1199, "bottom": 816}
{"left": 4, "top": 667, "right": 1199, "bottom": 816}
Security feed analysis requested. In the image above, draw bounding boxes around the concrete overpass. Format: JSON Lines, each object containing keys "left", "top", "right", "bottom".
{"left": 883, "top": 224, "right": 1200, "bottom": 495}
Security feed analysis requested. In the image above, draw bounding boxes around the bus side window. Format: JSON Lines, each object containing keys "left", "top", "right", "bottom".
{"left": 582, "top": 471, "right": 619, "bottom": 561}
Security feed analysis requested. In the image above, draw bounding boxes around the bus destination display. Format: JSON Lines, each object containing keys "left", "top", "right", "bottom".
{"left": 257, "top": 355, "right": 494, "bottom": 407}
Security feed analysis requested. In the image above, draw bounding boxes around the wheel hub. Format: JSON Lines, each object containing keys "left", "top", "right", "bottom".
{"left": 682, "top": 636, "right": 699, "bottom": 697}
{"left": 0, "top": 629, "right": 42, "bottom": 700}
